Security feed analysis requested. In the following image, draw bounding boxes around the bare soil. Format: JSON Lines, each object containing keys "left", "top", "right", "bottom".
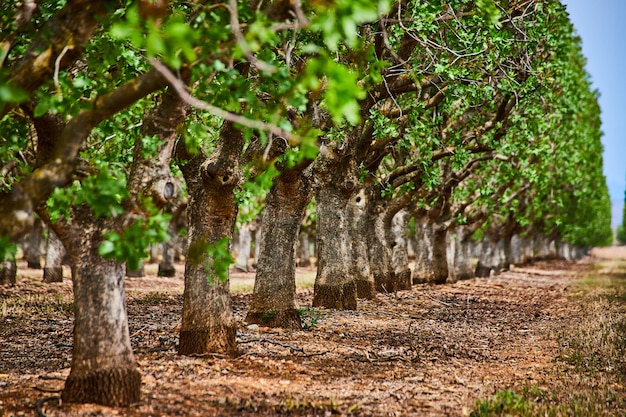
{"left": 2, "top": 247, "right": 626, "bottom": 416}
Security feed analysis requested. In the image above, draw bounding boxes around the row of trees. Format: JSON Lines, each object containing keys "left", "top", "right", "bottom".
{"left": 0, "top": 0, "right": 612, "bottom": 407}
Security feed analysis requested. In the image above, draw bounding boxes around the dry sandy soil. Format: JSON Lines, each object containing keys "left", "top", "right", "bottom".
{"left": 1, "top": 247, "right": 626, "bottom": 416}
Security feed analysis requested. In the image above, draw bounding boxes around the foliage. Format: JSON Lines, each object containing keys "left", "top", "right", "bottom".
{"left": 187, "top": 237, "right": 235, "bottom": 284}
{"left": 0, "top": 235, "right": 17, "bottom": 262}
{"left": 618, "top": 186, "right": 626, "bottom": 244}
{"left": 98, "top": 199, "right": 172, "bottom": 271}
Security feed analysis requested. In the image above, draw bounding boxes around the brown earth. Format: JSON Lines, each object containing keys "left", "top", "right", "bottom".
{"left": 1, "top": 247, "right": 626, "bottom": 416}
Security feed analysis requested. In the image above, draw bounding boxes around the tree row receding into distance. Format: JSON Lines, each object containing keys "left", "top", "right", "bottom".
{"left": 0, "top": 0, "right": 613, "bottom": 407}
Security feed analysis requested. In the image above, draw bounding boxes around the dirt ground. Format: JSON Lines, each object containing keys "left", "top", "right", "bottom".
{"left": 1, "top": 247, "right": 626, "bottom": 416}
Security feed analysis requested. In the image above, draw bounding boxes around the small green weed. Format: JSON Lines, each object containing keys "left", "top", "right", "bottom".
{"left": 298, "top": 307, "right": 323, "bottom": 330}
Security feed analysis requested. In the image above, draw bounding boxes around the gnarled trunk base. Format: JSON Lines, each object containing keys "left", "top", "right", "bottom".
{"left": 246, "top": 309, "right": 302, "bottom": 329}
{"left": 395, "top": 269, "right": 412, "bottom": 291}
{"left": 43, "top": 267, "right": 63, "bottom": 283}
{"left": 355, "top": 278, "right": 375, "bottom": 299}
{"left": 62, "top": 367, "right": 141, "bottom": 407}
{"left": 178, "top": 324, "right": 238, "bottom": 357}
{"left": 313, "top": 282, "right": 357, "bottom": 310}
{"left": 0, "top": 259, "right": 17, "bottom": 286}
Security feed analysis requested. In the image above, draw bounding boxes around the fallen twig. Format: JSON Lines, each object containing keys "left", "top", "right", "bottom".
{"left": 32, "top": 386, "right": 63, "bottom": 393}
{"left": 35, "top": 396, "right": 59, "bottom": 417}
{"left": 424, "top": 294, "right": 455, "bottom": 307}
{"left": 39, "top": 375, "right": 65, "bottom": 381}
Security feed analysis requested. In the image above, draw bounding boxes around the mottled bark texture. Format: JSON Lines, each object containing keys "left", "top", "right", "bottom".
{"left": 246, "top": 166, "right": 312, "bottom": 328}
{"left": 0, "top": 259, "right": 17, "bottom": 286}
{"left": 235, "top": 222, "right": 253, "bottom": 272}
{"left": 43, "top": 228, "right": 65, "bottom": 283}
{"left": 450, "top": 227, "right": 473, "bottom": 281}
{"left": 177, "top": 122, "right": 242, "bottom": 356}
{"left": 159, "top": 204, "right": 186, "bottom": 277}
{"left": 21, "top": 218, "right": 44, "bottom": 268}
{"left": 430, "top": 226, "right": 449, "bottom": 284}
{"left": 297, "top": 232, "right": 312, "bottom": 267}
{"left": 158, "top": 237, "right": 177, "bottom": 277}
{"left": 313, "top": 172, "right": 357, "bottom": 310}
{"left": 347, "top": 189, "right": 375, "bottom": 299}
{"left": 365, "top": 190, "right": 395, "bottom": 293}
{"left": 390, "top": 210, "right": 412, "bottom": 291}
{"left": 60, "top": 208, "right": 140, "bottom": 406}
{"left": 475, "top": 237, "right": 509, "bottom": 277}
{"left": 412, "top": 218, "right": 434, "bottom": 284}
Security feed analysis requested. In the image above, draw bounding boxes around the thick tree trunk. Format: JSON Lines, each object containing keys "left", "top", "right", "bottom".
{"left": 43, "top": 228, "right": 64, "bottom": 283}
{"left": 246, "top": 169, "right": 311, "bottom": 328}
{"left": 297, "top": 231, "right": 312, "bottom": 267}
{"left": 177, "top": 122, "right": 242, "bottom": 356}
{"left": 431, "top": 225, "right": 449, "bottom": 284}
{"left": 412, "top": 218, "right": 434, "bottom": 284}
{"left": 0, "top": 259, "right": 17, "bottom": 286}
{"left": 158, "top": 235, "right": 177, "bottom": 277}
{"left": 235, "top": 222, "right": 252, "bottom": 272}
{"left": 61, "top": 211, "right": 140, "bottom": 406}
{"left": 390, "top": 210, "right": 411, "bottom": 291}
{"left": 365, "top": 191, "right": 395, "bottom": 293}
{"left": 126, "top": 261, "right": 145, "bottom": 277}
{"left": 313, "top": 182, "right": 357, "bottom": 310}
{"left": 21, "top": 218, "right": 44, "bottom": 269}
{"left": 451, "top": 227, "right": 473, "bottom": 281}
{"left": 475, "top": 238, "right": 497, "bottom": 277}
{"left": 347, "top": 189, "right": 375, "bottom": 299}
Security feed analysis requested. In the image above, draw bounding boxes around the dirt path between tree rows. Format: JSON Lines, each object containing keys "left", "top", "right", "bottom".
{"left": 2, "top": 247, "right": 626, "bottom": 416}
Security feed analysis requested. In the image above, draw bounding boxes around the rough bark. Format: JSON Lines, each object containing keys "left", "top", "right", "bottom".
{"left": 60, "top": 209, "right": 140, "bottom": 406}
{"left": 235, "top": 223, "right": 253, "bottom": 272}
{"left": 297, "top": 232, "right": 312, "bottom": 267}
{"left": 246, "top": 167, "right": 312, "bottom": 328}
{"left": 475, "top": 238, "right": 497, "bottom": 277}
{"left": 451, "top": 227, "right": 473, "bottom": 281}
{"left": 0, "top": 259, "right": 17, "bottom": 286}
{"left": 347, "top": 189, "right": 375, "bottom": 299}
{"left": 43, "top": 228, "right": 65, "bottom": 283}
{"left": 390, "top": 210, "right": 412, "bottom": 291}
{"left": 366, "top": 191, "right": 395, "bottom": 293}
{"left": 412, "top": 218, "right": 434, "bottom": 284}
{"left": 313, "top": 177, "right": 357, "bottom": 310}
{"left": 158, "top": 238, "right": 177, "bottom": 277}
{"left": 21, "top": 218, "right": 44, "bottom": 268}
{"left": 159, "top": 204, "right": 186, "bottom": 277}
{"left": 431, "top": 226, "right": 449, "bottom": 284}
{"left": 177, "top": 122, "right": 242, "bottom": 356}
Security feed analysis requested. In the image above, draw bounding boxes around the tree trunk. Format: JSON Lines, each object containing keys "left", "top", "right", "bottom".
{"left": 235, "top": 222, "right": 252, "bottom": 272}
{"left": 347, "top": 188, "right": 375, "bottom": 299}
{"left": 313, "top": 180, "right": 357, "bottom": 310}
{"left": 0, "top": 259, "right": 17, "bottom": 286}
{"left": 390, "top": 210, "right": 411, "bottom": 291}
{"left": 158, "top": 235, "right": 177, "bottom": 277}
{"left": 451, "top": 227, "right": 473, "bottom": 281}
{"left": 253, "top": 219, "right": 262, "bottom": 268}
{"left": 21, "top": 218, "right": 44, "bottom": 269}
{"left": 61, "top": 210, "right": 140, "bottom": 406}
{"left": 126, "top": 261, "right": 145, "bottom": 277}
{"left": 475, "top": 238, "right": 497, "bottom": 277}
{"left": 297, "top": 231, "right": 312, "bottom": 267}
{"left": 177, "top": 122, "right": 242, "bottom": 356}
{"left": 246, "top": 168, "right": 312, "bottom": 328}
{"left": 366, "top": 192, "right": 395, "bottom": 293}
{"left": 43, "top": 228, "right": 64, "bottom": 283}
{"left": 431, "top": 225, "right": 449, "bottom": 284}
{"left": 412, "top": 218, "right": 434, "bottom": 284}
